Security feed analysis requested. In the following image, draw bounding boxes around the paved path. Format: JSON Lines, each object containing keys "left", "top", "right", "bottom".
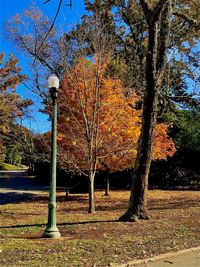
{"left": 137, "top": 250, "right": 200, "bottom": 267}
{"left": 117, "top": 247, "right": 200, "bottom": 267}
{"left": 0, "top": 171, "right": 48, "bottom": 192}
{"left": 0, "top": 171, "right": 49, "bottom": 205}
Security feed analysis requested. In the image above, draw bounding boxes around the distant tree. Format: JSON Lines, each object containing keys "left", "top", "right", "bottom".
{"left": 6, "top": 144, "right": 22, "bottom": 166}
{"left": 173, "top": 108, "right": 200, "bottom": 154}
{"left": 0, "top": 52, "right": 32, "bottom": 164}
{"left": 0, "top": 52, "right": 29, "bottom": 131}
{"left": 3, "top": 124, "right": 37, "bottom": 170}
{"left": 0, "top": 139, "right": 6, "bottom": 163}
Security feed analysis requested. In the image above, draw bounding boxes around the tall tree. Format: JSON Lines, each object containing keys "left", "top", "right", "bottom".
{"left": 118, "top": 0, "right": 172, "bottom": 221}
{"left": 84, "top": 0, "right": 199, "bottom": 221}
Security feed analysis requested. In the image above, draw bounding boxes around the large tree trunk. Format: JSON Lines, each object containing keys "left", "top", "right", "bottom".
{"left": 119, "top": 0, "right": 171, "bottom": 222}
{"left": 88, "top": 174, "right": 95, "bottom": 213}
{"left": 119, "top": 24, "right": 158, "bottom": 221}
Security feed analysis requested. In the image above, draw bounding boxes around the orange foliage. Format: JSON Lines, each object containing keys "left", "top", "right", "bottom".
{"left": 153, "top": 123, "right": 176, "bottom": 160}
{"left": 54, "top": 59, "right": 175, "bottom": 173}
{"left": 0, "top": 52, "right": 31, "bottom": 133}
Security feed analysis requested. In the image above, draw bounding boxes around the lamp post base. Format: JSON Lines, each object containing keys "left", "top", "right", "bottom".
{"left": 42, "top": 228, "right": 61, "bottom": 238}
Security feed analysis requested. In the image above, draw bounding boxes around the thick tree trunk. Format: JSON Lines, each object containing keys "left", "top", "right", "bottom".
{"left": 119, "top": 0, "right": 171, "bottom": 222}
{"left": 88, "top": 176, "right": 95, "bottom": 213}
{"left": 104, "top": 174, "right": 110, "bottom": 196}
{"left": 119, "top": 23, "right": 159, "bottom": 222}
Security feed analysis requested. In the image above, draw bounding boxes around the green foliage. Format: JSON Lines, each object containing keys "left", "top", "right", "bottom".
{"left": 173, "top": 108, "right": 200, "bottom": 152}
{"left": 6, "top": 144, "right": 22, "bottom": 166}
{"left": 2, "top": 124, "right": 38, "bottom": 169}
{"left": 0, "top": 139, "right": 6, "bottom": 163}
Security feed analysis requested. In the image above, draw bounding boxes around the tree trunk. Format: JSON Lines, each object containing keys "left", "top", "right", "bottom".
{"left": 119, "top": 0, "right": 171, "bottom": 222}
{"left": 104, "top": 174, "right": 110, "bottom": 196}
{"left": 88, "top": 176, "right": 95, "bottom": 213}
{"left": 65, "top": 187, "right": 70, "bottom": 200}
{"left": 119, "top": 23, "right": 159, "bottom": 222}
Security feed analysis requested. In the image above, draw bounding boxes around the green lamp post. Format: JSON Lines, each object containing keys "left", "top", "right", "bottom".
{"left": 43, "top": 74, "right": 61, "bottom": 238}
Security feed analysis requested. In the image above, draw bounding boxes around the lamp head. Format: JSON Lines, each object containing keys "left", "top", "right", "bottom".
{"left": 48, "top": 74, "right": 59, "bottom": 90}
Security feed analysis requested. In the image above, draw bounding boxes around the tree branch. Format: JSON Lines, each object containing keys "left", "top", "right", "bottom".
{"left": 43, "top": 0, "right": 50, "bottom": 4}
{"left": 154, "top": 0, "right": 169, "bottom": 20}
{"left": 34, "top": 0, "right": 63, "bottom": 62}
{"left": 139, "top": 0, "right": 151, "bottom": 16}
{"left": 140, "top": 0, "right": 170, "bottom": 24}
{"left": 156, "top": 0, "right": 171, "bottom": 72}
{"left": 19, "top": 36, "right": 54, "bottom": 72}
{"left": 173, "top": 11, "right": 198, "bottom": 26}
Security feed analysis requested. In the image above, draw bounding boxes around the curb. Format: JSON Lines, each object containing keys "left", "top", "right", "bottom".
{"left": 114, "top": 246, "right": 200, "bottom": 267}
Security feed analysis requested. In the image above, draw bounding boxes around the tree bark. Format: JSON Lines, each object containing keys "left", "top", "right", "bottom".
{"left": 88, "top": 175, "right": 95, "bottom": 213}
{"left": 119, "top": 24, "right": 158, "bottom": 221}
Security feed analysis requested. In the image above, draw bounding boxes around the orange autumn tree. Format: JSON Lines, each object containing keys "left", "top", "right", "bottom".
{"left": 0, "top": 52, "right": 32, "bottom": 163}
{"left": 55, "top": 58, "right": 175, "bottom": 213}
{"left": 0, "top": 52, "right": 28, "bottom": 133}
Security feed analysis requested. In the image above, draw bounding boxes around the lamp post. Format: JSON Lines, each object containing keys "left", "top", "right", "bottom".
{"left": 43, "top": 74, "right": 61, "bottom": 238}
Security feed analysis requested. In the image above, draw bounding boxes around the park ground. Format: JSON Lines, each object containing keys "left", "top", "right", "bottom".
{"left": 0, "top": 171, "right": 199, "bottom": 266}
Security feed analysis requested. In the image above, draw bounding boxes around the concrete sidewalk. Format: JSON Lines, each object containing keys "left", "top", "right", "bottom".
{"left": 116, "top": 247, "right": 200, "bottom": 267}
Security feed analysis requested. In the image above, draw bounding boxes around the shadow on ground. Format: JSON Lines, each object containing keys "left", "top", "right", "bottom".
{"left": 0, "top": 219, "right": 117, "bottom": 230}
{"left": 0, "top": 172, "right": 48, "bottom": 191}
{"left": 0, "top": 192, "right": 46, "bottom": 205}
{"left": 0, "top": 171, "right": 49, "bottom": 205}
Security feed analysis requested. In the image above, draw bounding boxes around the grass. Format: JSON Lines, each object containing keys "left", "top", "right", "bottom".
{"left": 0, "top": 190, "right": 199, "bottom": 266}
{"left": 0, "top": 163, "right": 28, "bottom": 171}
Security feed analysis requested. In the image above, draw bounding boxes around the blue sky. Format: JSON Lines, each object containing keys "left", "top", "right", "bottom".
{"left": 0, "top": 0, "right": 86, "bottom": 133}
{"left": 1, "top": 1, "right": 199, "bottom": 132}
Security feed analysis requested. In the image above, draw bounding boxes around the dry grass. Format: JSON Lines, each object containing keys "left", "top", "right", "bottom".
{"left": 0, "top": 190, "right": 199, "bottom": 266}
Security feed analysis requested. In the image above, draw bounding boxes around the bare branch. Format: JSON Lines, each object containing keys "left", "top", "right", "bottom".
{"left": 191, "top": 0, "right": 200, "bottom": 8}
{"left": 43, "top": 0, "right": 50, "bottom": 4}
{"left": 34, "top": 0, "right": 63, "bottom": 61}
